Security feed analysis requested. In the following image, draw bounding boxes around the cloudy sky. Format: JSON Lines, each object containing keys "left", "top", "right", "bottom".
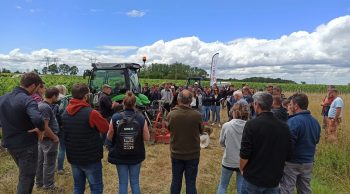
{"left": 1, "top": 0, "right": 350, "bottom": 84}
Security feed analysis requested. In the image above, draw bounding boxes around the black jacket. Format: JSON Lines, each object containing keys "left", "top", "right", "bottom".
{"left": 240, "top": 112, "right": 292, "bottom": 188}
{"left": 0, "top": 87, "right": 44, "bottom": 149}
{"left": 202, "top": 92, "right": 214, "bottom": 106}
{"left": 212, "top": 93, "right": 223, "bottom": 106}
{"left": 98, "top": 92, "right": 114, "bottom": 121}
{"left": 272, "top": 107, "right": 288, "bottom": 122}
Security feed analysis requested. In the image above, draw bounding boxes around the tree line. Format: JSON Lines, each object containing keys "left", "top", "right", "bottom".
{"left": 1, "top": 64, "right": 79, "bottom": 75}
{"left": 221, "top": 77, "right": 297, "bottom": 84}
{"left": 139, "top": 63, "right": 208, "bottom": 79}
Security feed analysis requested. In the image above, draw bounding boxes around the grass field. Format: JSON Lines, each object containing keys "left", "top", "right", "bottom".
{"left": 0, "top": 93, "right": 349, "bottom": 194}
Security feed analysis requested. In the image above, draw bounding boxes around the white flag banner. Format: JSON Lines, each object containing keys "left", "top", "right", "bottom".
{"left": 210, "top": 53, "right": 219, "bottom": 86}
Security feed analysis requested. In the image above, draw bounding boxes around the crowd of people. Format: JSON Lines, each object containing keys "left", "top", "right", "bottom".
{"left": 0, "top": 72, "right": 345, "bottom": 194}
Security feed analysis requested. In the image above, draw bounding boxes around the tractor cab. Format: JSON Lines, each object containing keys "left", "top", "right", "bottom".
{"left": 83, "top": 63, "right": 150, "bottom": 107}
{"left": 84, "top": 63, "right": 142, "bottom": 95}
{"left": 186, "top": 77, "right": 203, "bottom": 88}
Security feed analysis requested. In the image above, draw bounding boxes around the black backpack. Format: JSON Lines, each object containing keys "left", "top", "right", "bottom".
{"left": 113, "top": 112, "right": 142, "bottom": 155}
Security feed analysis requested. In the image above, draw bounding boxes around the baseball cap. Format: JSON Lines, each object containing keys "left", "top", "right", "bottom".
{"left": 102, "top": 84, "right": 112, "bottom": 89}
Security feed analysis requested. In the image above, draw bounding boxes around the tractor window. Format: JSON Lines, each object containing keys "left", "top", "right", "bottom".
{"left": 91, "top": 70, "right": 106, "bottom": 92}
{"left": 107, "top": 70, "right": 126, "bottom": 94}
{"left": 129, "top": 69, "right": 141, "bottom": 93}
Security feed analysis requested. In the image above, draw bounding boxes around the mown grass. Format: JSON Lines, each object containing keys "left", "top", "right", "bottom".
{"left": 0, "top": 93, "right": 349, "bottom": 193}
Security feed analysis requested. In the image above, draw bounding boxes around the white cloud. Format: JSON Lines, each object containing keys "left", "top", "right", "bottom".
{"left": 97, "top": 45, "right": 138, "bottom": 53}
{"left": 90, "top": 9, "right": 103, "bottom": 13}
{"left": 29, "top": 8, "right": 40, "bottom": 13}
{"left": 1, "top": 15, "right": 350, "bottom": 84}
{"left": 126, "top": 10, "right": 145, "bottom": 18}
{"left": 15, "top": 6, "right": 22, "bottom": 10}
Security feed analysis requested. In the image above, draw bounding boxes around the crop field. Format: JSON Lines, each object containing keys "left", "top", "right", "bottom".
{"left": 0, "top": 74, "right": 349, "bottom": 193}
{"left": 1, "top": 74, "right": 350, "bottom": 96}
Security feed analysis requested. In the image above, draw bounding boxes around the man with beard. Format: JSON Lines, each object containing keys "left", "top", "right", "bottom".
{"left": 61, "top": 83, "right": 109, "bottom": 194}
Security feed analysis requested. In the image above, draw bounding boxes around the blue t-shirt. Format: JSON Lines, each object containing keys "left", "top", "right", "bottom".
{"left": 38, "top": 102, "right": 60, "bottom": 134}
{"left": 328, "top": 97, "right": 344, "bottom": 118}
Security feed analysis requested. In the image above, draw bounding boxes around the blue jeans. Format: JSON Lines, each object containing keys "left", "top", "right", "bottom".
{"left": 116, "top": 163, "right": 142, "bottom": 194}
{"left": 202, "top": 106, "right": 211, "bottom": 122}
{"left": 57, "top": 134, "right": 66, "bottom": 171}
{"left": 171, "top": 157, "right": 199, "bottom": 194}
{"left": 217, "top": 167, "right": 243, "bottom": 194}
{"left": 71, "top": 161, "right": 103, "bottom": 194}
{"left": 212, "top": 105, "right": 221, "bottom": 123}
{"left": 241, "top": 178, "right": 279, "bottom": 194}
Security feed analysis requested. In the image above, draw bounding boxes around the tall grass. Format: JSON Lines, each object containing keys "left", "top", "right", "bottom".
{"left": 0, "top": 93, "right": 349, "bottom": 193}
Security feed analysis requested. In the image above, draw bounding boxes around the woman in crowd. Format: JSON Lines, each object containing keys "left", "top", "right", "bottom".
{"left": 190, "top": 89, "right": 199, "bottom": 110}
{"left": 107, "top": 91, "right": 150, "bottom": 194}
{"left": 55, "top": 84, "right": 68, "bottom": 175}
{"left": 31, "top": 83, "right": 46, "bottom": 102}
{"left": 212, "top": 86, "right": 222, "bottom": 127}
{"left": 197, "top": 88, "right": 203, "bottom": 113}
{"left": 217, "top": 103, "right": 249, "bottom": 194}
{"left": 202, "top": 87, "right": 213, "bottom": 122}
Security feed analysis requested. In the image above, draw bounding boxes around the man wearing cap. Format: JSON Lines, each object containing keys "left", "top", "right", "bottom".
{"left": 99, "top": 84, "right": 118, "bottom": 122}
{"left": 99, "top": 84, "right": 118, "bottom": 145}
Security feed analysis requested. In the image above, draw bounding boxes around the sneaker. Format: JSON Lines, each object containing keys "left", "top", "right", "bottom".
{"left": 57, "top": 169, "right": 65, "bottom": 175}
{"left": 211, "top": 122, "right": 215, "bottom": 126}
{"left": 43, "top": 185, "right": 64, "bottom": 192}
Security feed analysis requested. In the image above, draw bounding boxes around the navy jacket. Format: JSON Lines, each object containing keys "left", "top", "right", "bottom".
{"left": 287, "top": 110, "right": 320, "bottom": 163}
{"left": 0, "top": 87, "right": 44, "bottom": 149}
{"left": 202, "top": 92, "right": 214, "bottom": 106}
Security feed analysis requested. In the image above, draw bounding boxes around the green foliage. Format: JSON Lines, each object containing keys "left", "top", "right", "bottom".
{"left": 58, "top": 64, "right": 71, "bottom": 75}
{"left": 48, "top": 64, "right": 59, "bottom": 75}
{"left": 42, "top": 67, "right": 48, "bottom": 74}
{"left": 139, "top": 63, "right": 208, "bottom": 79}
{"left": 1, "top": 68, "right": 11, "bottom": 73}
{"left": 238, "top": 77, "right": 296, "bottom": 84}
{"left": 69, "top": 66, "right": 79, "bottom": 75}
{"left": 1, "top": 75, "right": 350, "bottom": 96}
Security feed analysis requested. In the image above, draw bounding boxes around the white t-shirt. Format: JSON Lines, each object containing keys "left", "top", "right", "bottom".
{"left": 328, "top": 97, "right": 344, "bottom": 118}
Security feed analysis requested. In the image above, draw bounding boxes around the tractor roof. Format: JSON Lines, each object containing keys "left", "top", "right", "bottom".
{"left": 188, "top": 77, "right": 204, "bottom": 80}
{"left": 92, "top": 63, "right": 141, "bottom": 70}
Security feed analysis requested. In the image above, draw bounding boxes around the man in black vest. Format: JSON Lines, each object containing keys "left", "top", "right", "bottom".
{"left": 62, "top": 83, "right": 109, "bottom": 194}
{"left": 0, "top": 72, "right": 45, "bottom": 194}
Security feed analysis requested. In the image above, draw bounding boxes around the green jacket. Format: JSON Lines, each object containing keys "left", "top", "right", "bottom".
{"left": 167, "top": 105, "right": 203, "bottom": 160}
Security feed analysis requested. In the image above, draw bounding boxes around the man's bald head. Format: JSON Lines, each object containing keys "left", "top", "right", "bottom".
{"left": 177, "top": 89, "right": 193, "bottom": 105}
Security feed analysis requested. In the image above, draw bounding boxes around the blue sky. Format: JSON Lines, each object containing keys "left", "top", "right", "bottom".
{"left": 1, "top": 0, "right": 349, "bottom": 52}
{"left": 1, "top": 0, "right": 350, "bottom": 84}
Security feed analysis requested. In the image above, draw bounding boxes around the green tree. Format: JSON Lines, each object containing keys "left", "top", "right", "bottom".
{"left": 1, "top": 68, "right": 11, "bottom": 73}
{"left": 58, "top": 64, "right": 71, "bottom": 75}
{"left": 42, "top": 67, "right": 48, "bottom": 74}
{"left": 33, "top": 69, "right": 39, "bottom": 74}
{"left": 48, "top": 64, "right": 59, "bottom": 75}
{"left": 69, "top": 66, "right": 79, "bottom": 75}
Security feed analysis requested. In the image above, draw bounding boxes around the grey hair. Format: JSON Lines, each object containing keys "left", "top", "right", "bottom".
{"left": 252, "top": 92, "right": 273, "bottom": 111}
{"left": 177, "top": 90, "right": 193, "bottom": 105}
{"left": 55, "top": 85, "right": 67, "bottom": 95}
{"left": 233, "top": 90, "right": 243, "bottom": 97}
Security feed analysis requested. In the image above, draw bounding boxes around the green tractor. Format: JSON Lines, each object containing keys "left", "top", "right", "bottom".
{"left": 83, "top": 63, "right": 150, "bottom": 107}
